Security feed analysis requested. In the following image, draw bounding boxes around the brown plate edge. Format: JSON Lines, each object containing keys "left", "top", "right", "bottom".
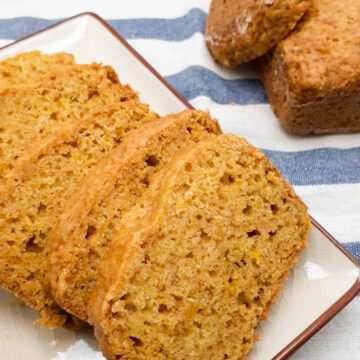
{"left": 0, "top": 12, "right": 359, "bottom": 360}
{"left": 0, "top": 12, "right": 193, "bottom": 110}
{"left": 272, "top": 216, "right": 360, "bottom": 360}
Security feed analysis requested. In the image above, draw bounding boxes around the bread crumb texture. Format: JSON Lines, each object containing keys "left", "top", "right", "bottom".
{"left": 0, "top": 52, "right": 137, "bottom": 179}
{"left": 48, "top": 110, "right": 221, "bottom": 323}
{"left": 0, "top": 51, "right": 75, "bottom": 89}
{"left": 91, "top": 134, "right": 311, "bottom": 360}
{"left": 0, "top": 102, "right": 157, "bottom": 328}
{"left": 206, "top": 0, "right": 310, "bottom": 66}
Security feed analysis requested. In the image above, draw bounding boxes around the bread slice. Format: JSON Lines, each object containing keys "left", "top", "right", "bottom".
{"left": 0, "top": 62, "right": 136, "bottom": 179}
{"left": 0, "top": 101, "right": 157, "bottom": 328}
{"left": 91, "top": 134, "right": 311, "bottom": 360}
{"left": 47, "top": 110, "right": 221, "bottom": 323}
{"left": 0, "top": 51, "right": 75, "bottom": 88}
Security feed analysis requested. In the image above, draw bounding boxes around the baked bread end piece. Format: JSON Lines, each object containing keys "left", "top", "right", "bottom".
{"left": 254, "top": 0, "right": 360, "bottom": 134}
{"left": 255, "top": 46, "right": 360, "bottom": 135}
{"left": 206, "top": 0, "right": 310, "bottom": 66}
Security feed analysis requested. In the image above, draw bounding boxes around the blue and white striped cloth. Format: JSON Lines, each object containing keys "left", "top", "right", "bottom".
{"left": 0, "top": 1, "right": 359, "bottom": 359}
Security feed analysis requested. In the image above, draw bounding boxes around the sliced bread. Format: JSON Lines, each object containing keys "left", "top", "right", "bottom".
{"left": 48, "top": 110, "right": 221, "bottom": 323}
{"left": 91, "top": 134, "right": 311, "bottom": 360}
{"left": 0, "top": 102, "right": 157, "bottom": 328}
{"left": 0, "top": 62, "right": 136, "bottom": 179}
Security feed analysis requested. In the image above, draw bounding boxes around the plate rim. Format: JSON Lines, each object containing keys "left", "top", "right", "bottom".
{"left": 272, "top": 216, "right": 360, "bottom": 360}
{"left": 0, "top": 11, "right": 359, "bottom": 360}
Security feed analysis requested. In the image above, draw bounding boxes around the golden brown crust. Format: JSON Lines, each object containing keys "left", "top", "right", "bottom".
{"left": 47, "top": 109, "right": 221, "bottom": 323}
{"left": 91, "top": 134, "right": 311, "bottom": 360}
{"left": 206, "top": 0, "right": 310, "bottom": 66}
{"left": 254, "top": 0, "right": 360, "bottom": 134}
{"left": 0, "top": 101, "right": 157, "bottom": 328}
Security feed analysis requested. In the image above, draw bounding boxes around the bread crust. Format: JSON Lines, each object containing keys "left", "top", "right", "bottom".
{"left": 206, "top": 0, "right": 310, "bottom": 66}
{"left": 254, "top": 0, "right": 360, "bottom": 134}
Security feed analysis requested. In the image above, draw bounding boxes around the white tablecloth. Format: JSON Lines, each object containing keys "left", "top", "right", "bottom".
{"left": 0, "top": 1, "right": 358, "bottom": 358}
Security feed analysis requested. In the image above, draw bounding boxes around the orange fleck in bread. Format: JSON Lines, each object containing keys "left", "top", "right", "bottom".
{"left": 254, "top": 0, "right": 360, "bottom": 134}
{"left": 91, "top": 134, "right": 311, "bottom": 360}
{"left": 0, "top": 61, "right": 136, "bottom": 179}
{"left": 0, "top": 51, "right": 75, "bottom": 88}
{"left": 48, "top": 110, "right": 221, "bottom": 323}
{"left": 206, "top": 0, "right": 310, "bottom": 66}
{"left": 0, "top": 102, "right": 157, "bottom": 328}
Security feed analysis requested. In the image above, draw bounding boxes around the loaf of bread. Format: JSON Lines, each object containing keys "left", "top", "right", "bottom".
{"left": 91, "top": 134, "right": 311, "bottom": 360}
{"left": 206, "top": 0, "right": 310, "bottom": 66}
{"left": 0, "top": 102, "right": 157, "bottom": 328}
{"left": 48, "top": 110, "right": 221, "bottom": 323}
{"left": 0, "top": 51, "right": 75, "bottom": 88}
{"left": 0, "top": 61, "right": 136, "bottom": 179}
{"left": 254, "top": 0, "right": 360, "bottom": 134}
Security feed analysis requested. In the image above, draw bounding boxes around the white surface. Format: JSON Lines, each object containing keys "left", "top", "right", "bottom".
{"left": 0, "top": 13, "right": 358, "bottom": 360}
{"left": 295, "top": 184, "right": 360, "bottom": 244}
{"left": 290, "top": 297, "right": 360, "bottom": 360}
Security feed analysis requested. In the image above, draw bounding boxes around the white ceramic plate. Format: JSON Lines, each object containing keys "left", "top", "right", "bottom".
{"left": 0, "top": 13, "right": 359, "bottom": 360}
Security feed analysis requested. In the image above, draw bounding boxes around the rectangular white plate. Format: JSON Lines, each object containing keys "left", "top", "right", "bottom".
{"left": 0, "top": 13, "right": 359, "bottom": 360}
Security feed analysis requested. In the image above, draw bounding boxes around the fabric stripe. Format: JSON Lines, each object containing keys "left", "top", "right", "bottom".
{"left": 0, "top": 18, "right": 57, "bottom": 41}
{"left": 165, "top": 66, "right": 266, "bottom": 104}
{"left": 263, "top": 147, "right": 360, "bottom": 186}
{"left": 108, "top": 8, "right": 206, "bottom": 40}
{"left": 0, "top": 8, "right": 207, "bottom": 42}
{"left": 342, "top": 242, "right": 360, "bottom": 262}
{"left": 129, "top": 35, "right": 257, "bottom": 79}
{"left": 294, "top": 184, "right": 360, "bottom": 244}
{"left": 0, "top": 0, "right": 210, "bottom": 19}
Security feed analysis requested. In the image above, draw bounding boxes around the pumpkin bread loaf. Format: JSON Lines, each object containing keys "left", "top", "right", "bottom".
{"left": 0, "top": 51, "right": 75, "bottom": 88}
{"left": 206, "top": 0, "right": 310, "bottom": 66}
{"left": 0, "top": 102, "right": 157, "bottom": 328}
{"left": 0, "top": 61, "right": 136, "bottom": 179}
{"left": 91, "top": 134, "right": 311, "bottom": 360}
{"left": 254, "top": 0, "right": 360, "bottom": 134}
{"left": 48, "top": 110, "right": 221, "bottom": 323}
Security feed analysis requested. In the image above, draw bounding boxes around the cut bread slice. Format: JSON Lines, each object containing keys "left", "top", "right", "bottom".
{"left": 0, "top": 62, "right": 136, "bottom": 179}
{"left": 0, "top": 101, "right": 157, "bottom": 328}
{"left": 91, "top": 134, "right": 311, "bottom": 360}
{"left": 0, "top": 51, "right": 75, "bottom": 88}
{"left": 48, "top": 110, "right": 221, "bottom": 323}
